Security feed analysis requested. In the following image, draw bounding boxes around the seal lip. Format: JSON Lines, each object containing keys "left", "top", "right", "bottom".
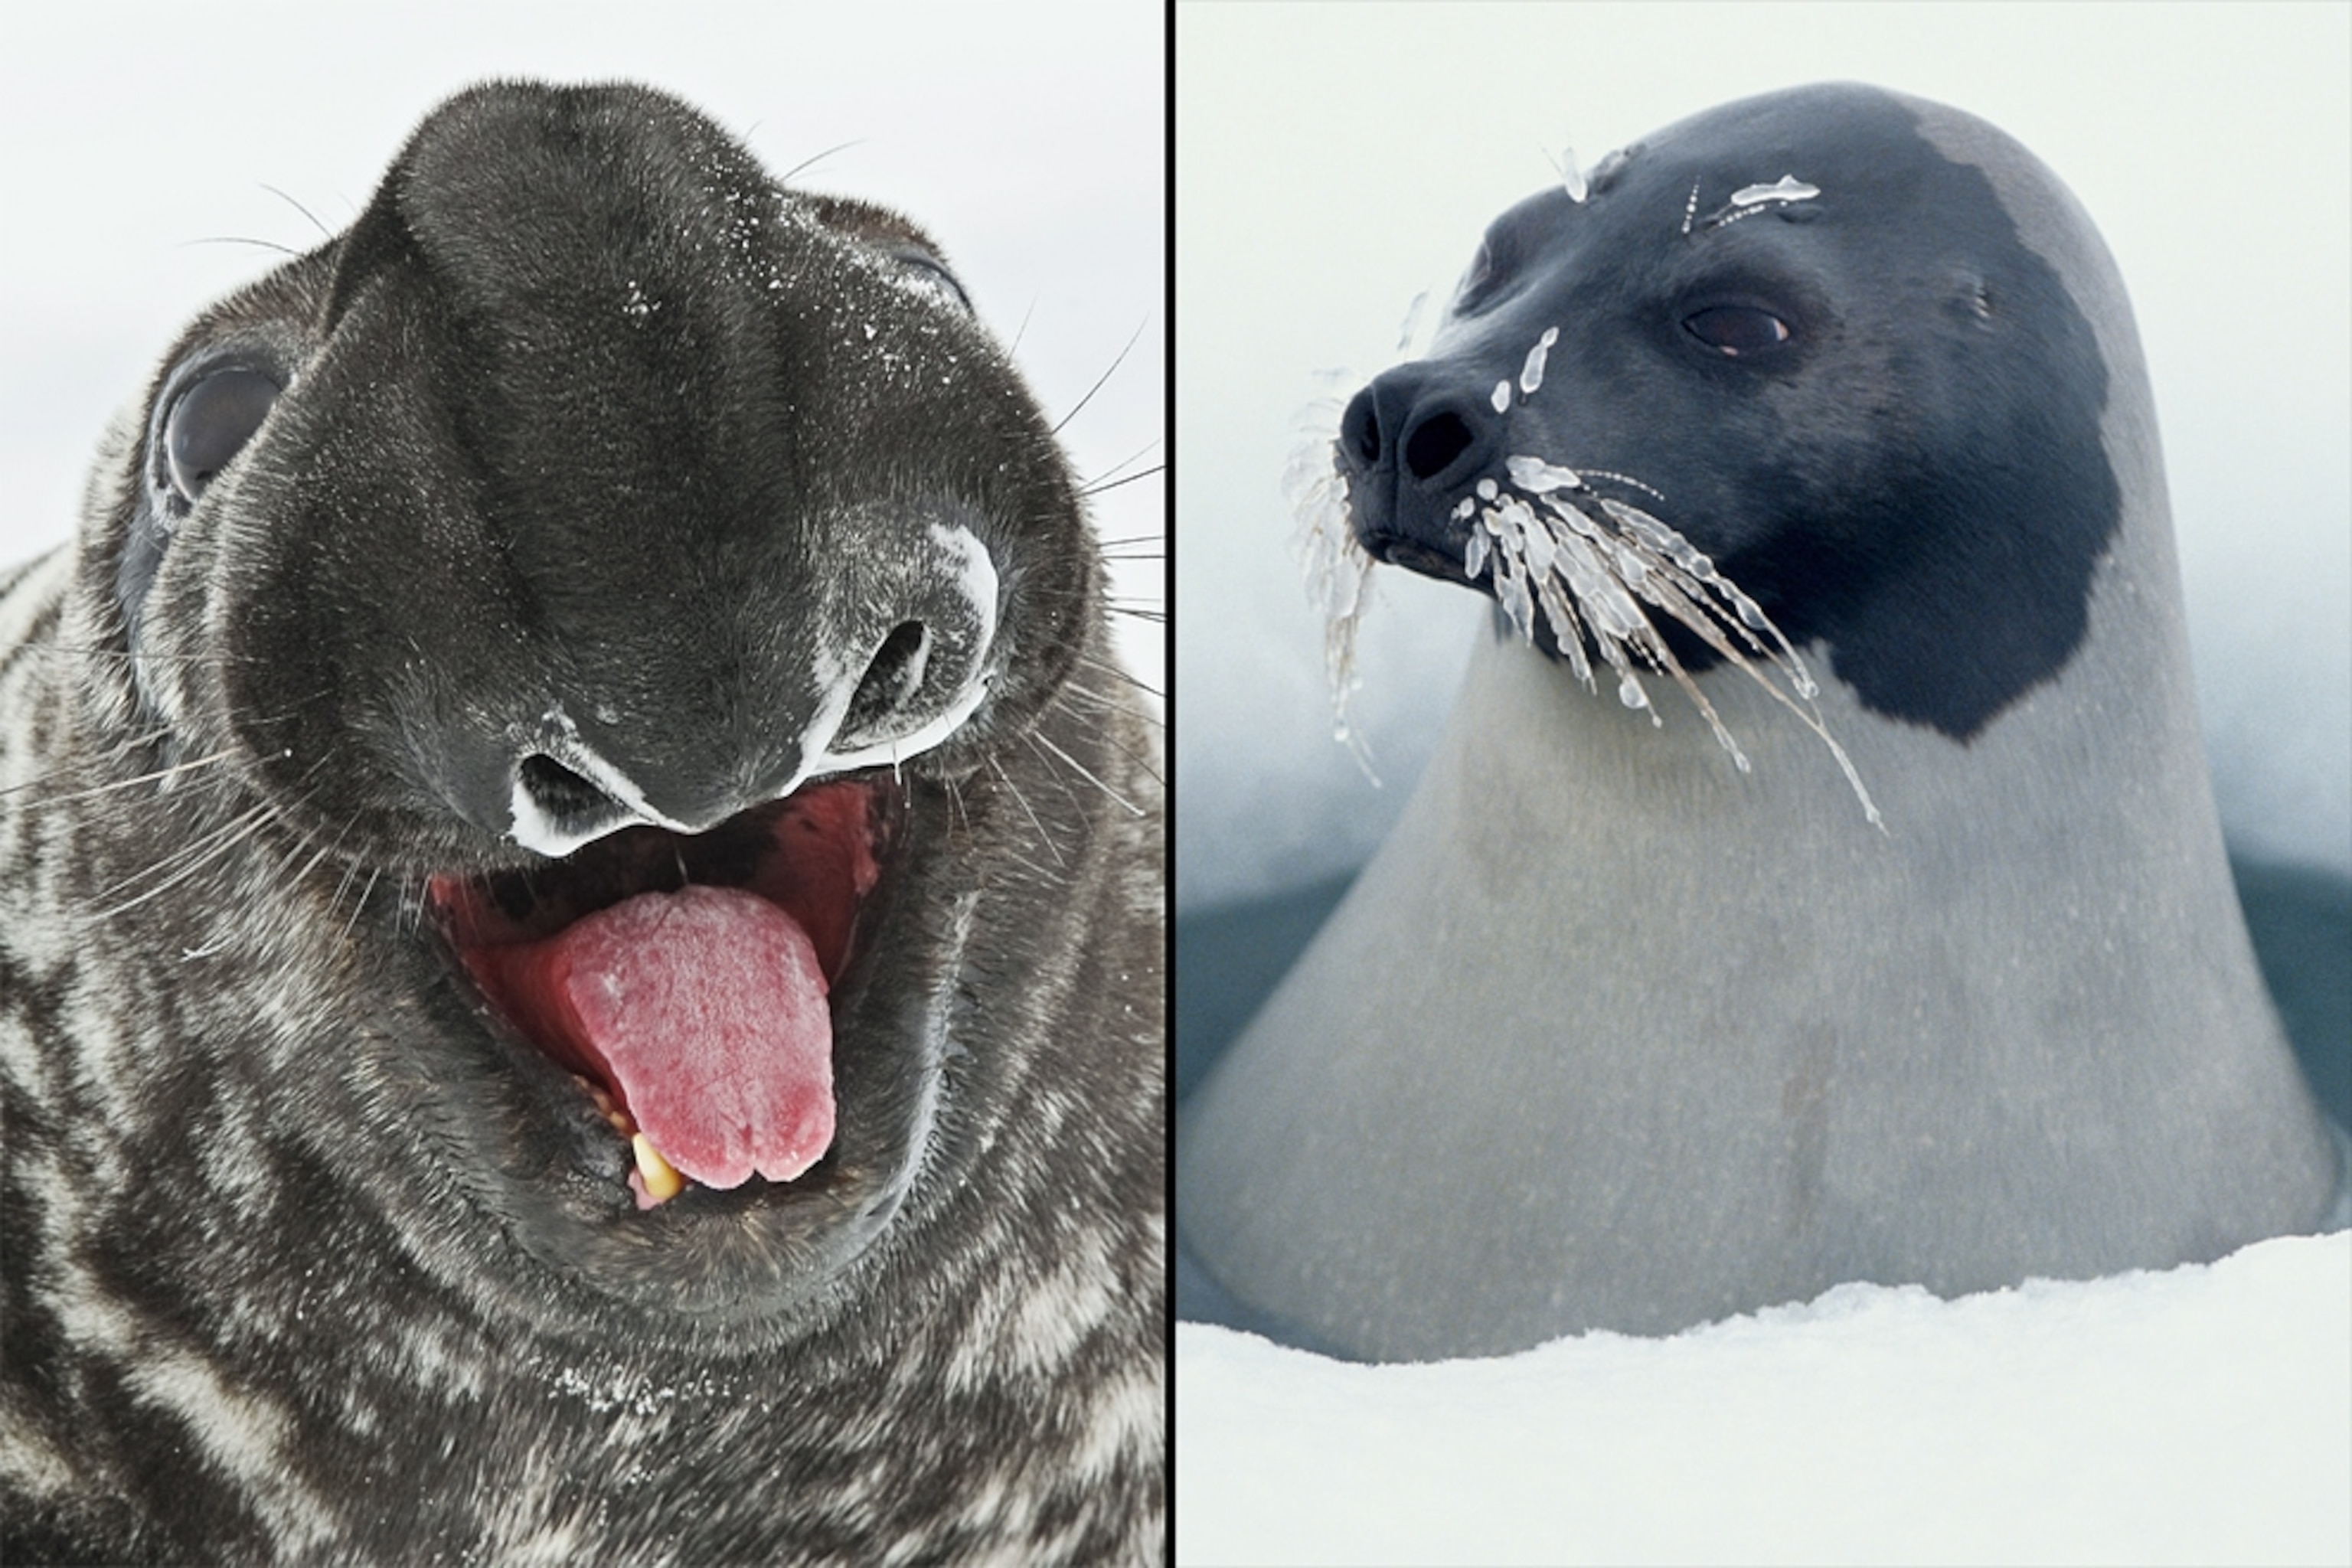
{"left": 422, "top": 770, "right": 912, "bottom": 1220}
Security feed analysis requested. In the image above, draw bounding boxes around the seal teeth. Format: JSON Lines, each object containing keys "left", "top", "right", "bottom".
{"left": 573, "top": 1073, "right": 635, "bottom": 1135}
{"left": 632, "top": 1135, "right": 685, "bottom": 1204}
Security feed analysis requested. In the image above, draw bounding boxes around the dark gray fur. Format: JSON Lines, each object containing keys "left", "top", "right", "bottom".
{"left": 2, "top": 82, "right": 1163, "bottom": 1561}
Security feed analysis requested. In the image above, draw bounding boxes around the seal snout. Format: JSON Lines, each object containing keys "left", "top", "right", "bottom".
{"left": 1338, "top": 366, "right": 1499, "bottom": 576}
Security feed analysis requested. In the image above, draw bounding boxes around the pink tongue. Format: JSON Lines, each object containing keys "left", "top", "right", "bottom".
{"left": 528, "top": 884, "right": 835, "bottom": 1191}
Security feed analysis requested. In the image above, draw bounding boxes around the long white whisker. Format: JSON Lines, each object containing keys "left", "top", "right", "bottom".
{"left": 987, "top": 753, "right": 1070, "bottom": 868}
{"left": 1025, "top": 732, "right": 1145, "bottom": 819}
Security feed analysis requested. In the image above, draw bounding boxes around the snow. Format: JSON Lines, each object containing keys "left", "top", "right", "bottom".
{"left": 1178, "top": 1232, "right": 2352, "bottom": 1567}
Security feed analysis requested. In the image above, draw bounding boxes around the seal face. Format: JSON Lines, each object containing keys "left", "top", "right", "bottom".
{"left": 1178, "top": 83, "right": 2341, "bottom": 1364}
{"left": 2, "top": 82, "right": 1162, "bottom": 1560}
{"left": 1335, "top": 86, "right": 2120, "bottom": 743}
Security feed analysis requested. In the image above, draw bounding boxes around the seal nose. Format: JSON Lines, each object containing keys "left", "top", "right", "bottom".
{"left": 511, "top": 751, "right": 639, "bottom": 848}
{"left": 1338, "top": 364, "right": 1500, "bottom": 573}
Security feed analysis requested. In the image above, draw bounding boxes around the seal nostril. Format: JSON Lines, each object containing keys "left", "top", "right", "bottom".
{"left": 517, "top": 753, "right": 618, "bottom": 826}
{"left": 841, "top": 621, "right": 931, "bottom": 740}
{"left": 1403, "top": 412, "right": 1474, "bottom": 481}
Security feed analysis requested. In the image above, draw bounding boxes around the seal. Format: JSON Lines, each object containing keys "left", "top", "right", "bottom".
{"left": 0, "top": 82, "right": 1163, "bottom": 1560}
{"left": 1177, "top": 82, "right": 2343, "bottom": 1364}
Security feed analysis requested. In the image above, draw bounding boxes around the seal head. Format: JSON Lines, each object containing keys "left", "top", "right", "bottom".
{"left": 1341, "top": 84, "right": 2115, "bottom": 741}
{"left": 4, "top": 81, "right": 1161, "bottom": 1561}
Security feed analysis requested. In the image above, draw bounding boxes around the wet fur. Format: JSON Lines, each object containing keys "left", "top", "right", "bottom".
{"left": 1, "top": 83, "right": 1162, "bottom": 1562}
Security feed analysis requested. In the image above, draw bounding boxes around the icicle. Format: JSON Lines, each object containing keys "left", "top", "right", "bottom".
{"left": 1729, "top": 175, "right": 1820, "bottom": 207}
{"left": 1505, "top": 454, "right": 1583, "bottom": 495}
{"left": 1519, "top": 327, "right": 1560, "bottom": 396}
{"left": 1396, "top": 289, "right": 1430, "bottom": 354}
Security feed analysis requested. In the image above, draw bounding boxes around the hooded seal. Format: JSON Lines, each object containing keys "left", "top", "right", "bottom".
{"left": 1177, "top": 83, "right": 2341, "bottom": 1364}
{"left": 0, "top": 82, "right": 1162, "bottom": 1560}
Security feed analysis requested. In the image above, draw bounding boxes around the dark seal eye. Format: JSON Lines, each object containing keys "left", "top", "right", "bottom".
{"left": 1462, "top": 241, "right": 1496, "bottom": 296}
{"left": 1456, "top": 234, "right": 1517, "bottom": 313}
{"left": 163, "top": 367, "right": 280, "bottom": 503}
{"left": 1683, "top": 305, "right": 1792, "bottom": 358}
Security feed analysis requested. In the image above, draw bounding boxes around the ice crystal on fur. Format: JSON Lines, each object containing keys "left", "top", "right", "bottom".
{"left": 1288, "top": 407, "right": 1378, "bottom": 778}
{"left": 1396, "top": 290, "right": 1432, "bottom": 354}
{"left": 1698, "top": 175, "right": 1825, "bottom": 233}
{"left": 1519, "top": 328, "right": 1559, "bottom": 396}
{"left": 1484, "top": 456, "right": 1881, "bottom": 825}
{"left": 1728, "top": 175, "right": 1821, "bottom": 207}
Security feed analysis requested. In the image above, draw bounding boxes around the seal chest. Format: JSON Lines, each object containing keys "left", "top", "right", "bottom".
{"left": 1178, "top": 82, "right": 2340, "bottom": 1364}
{"left": 1, "top": 81, "right": 1162, "bottom": 1560}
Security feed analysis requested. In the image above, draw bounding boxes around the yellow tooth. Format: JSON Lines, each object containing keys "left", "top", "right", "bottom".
{"left": 632, "top": 1134, "right": 684, "bottom": 1204}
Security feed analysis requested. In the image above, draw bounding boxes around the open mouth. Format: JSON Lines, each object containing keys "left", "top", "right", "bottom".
{"left": 425, "top": 779, "right": 901, "bottom": 1210}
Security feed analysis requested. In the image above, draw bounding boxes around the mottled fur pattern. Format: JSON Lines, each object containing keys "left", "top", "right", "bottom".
{"left": 1, "top": 83, "right": 1163, "bottom": 1563}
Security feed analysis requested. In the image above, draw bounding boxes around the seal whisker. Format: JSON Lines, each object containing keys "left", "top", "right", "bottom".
{"left": 1025, "top": 730, "right": 1147, "bottom": 819}
{"left": 5, "top": 746, "right": 238, "bottom": 805}
{"left": 1081, "top": 464, "right": 1166, "bottom": 501}
{"left": 1290, "top": 433, "right": 1380, "bottom": 779}
{"left": 1072, "top": 652, "right": 1162, "bottom": 703}
{"left": 258, "top": 183, "right": 335, "bottom": 240}
{"left": 80, "top": 743, "right": 336, "bottom": 918}
{"left": 985, "top": 753, "right": 1070, "bottom": 868}
{"left": 325, "top": 826, "right": 368, "bottom": 922}
{"left": 80, "top": 800, "right": 279, "bottom": 922}
{"left": 340, "top": 866, "right": 383, "bottom": 945}
{"left": 775, "top": 138, "right": 864, "bottom": 185}
{"left": 1082, "top": 439, "right": 1164, "bottom": 492}
{"left": 181, "top": 235, "right": 304, "bottom": 258}
{"left": 1478, "top": 466, "right": 1882, "bottom": 826}
{"left": 1062, "top": 680, "right": 1166, "bottom": 733}
{"left": 1057, "top": 706, "right": 1166, "bottom": 784}
{"left": 1048, "top": 320, "right": 1146, "bottom": 439}
{"left": 38, "top": 642, "right": 262, "bottom": 665}
{"left": 282, "top": 821, "right": 345, "bottom": 896}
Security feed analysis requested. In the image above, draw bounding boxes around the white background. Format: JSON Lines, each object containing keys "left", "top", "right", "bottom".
{"left": 1177, "top": 0, "right": 2351, "bottom": 906}
{"left": 0, "top": 1, "right": 1165, "bottom": 695}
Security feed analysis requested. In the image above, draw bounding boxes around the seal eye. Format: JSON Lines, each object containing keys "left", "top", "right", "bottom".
{"left": 1683, "top": 305, "right": 1791, "bottom": 358}
{"left": 1456, "top": 234, "right": 1515, "bottom": 313}
{"left": 164, "top": 367, "right": 280, "bottom": 503}
{"left": 1462, "top": 242, "right": 1495, "bottom": 296}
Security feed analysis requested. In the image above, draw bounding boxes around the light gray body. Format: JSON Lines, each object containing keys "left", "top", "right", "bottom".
{"left": 1178, "top": 90, "right": 2341, "bottom": 1362}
